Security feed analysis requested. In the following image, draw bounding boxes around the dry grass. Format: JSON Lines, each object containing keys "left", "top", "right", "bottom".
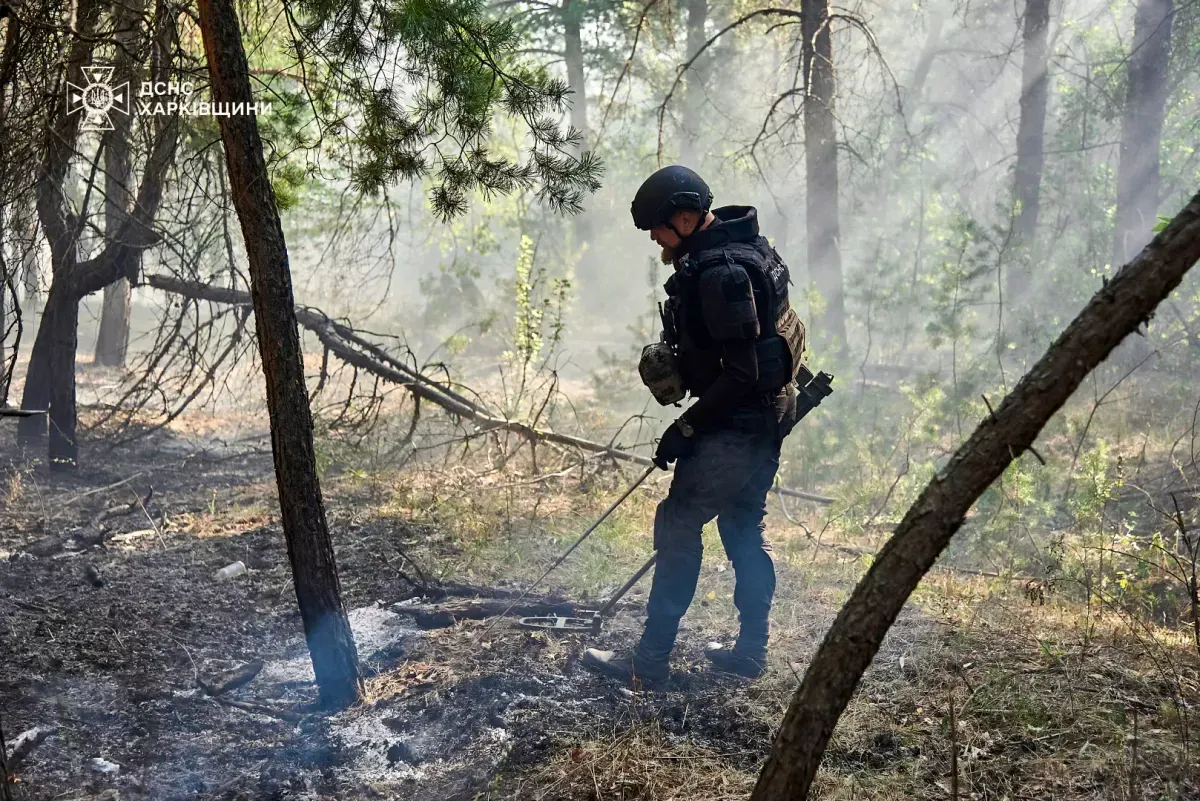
{"left": 509, "top": 724, "right": 758, "bottom": 801}
{"left": 352, "top": 455, "right": 1200, "bottom": 799}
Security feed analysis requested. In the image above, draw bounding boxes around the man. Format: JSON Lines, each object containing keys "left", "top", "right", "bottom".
{"left": 583, "top": 165, "right": 806, "bottom": 685}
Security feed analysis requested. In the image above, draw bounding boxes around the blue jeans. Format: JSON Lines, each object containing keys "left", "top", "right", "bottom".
{"left": 637, "top": 406, "right": 781, "bottom": 661}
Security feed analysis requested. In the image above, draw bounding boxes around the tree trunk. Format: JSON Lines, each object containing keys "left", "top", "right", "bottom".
{"left": 0, "top": 0, "right": 18, "bottom": 395}
{"left": 561, "top": 0, "right": 595, "bottom": 286}
{"left": 18, "top": 212, "right": 39, "bottom": 316}
{"left": 1008, "top": 0, "right": 1051, "bottom": 302}
{"left": 93, "top": 0, "right": 140, "bottom": 368}
{"left": 196, "top": 0, "right": 362, "bottom": 709}
{"left": 17, "top": 281, "right": 59, "bottom": 445}
{"left": 907, "top": 12, "right": 946, "bottom": 106}
{"left": 680, "top": 0, "right": 707, "bottom": 166}
{"left": 750, "top": 190, "right": 1200, "bottom": 800}
{"left": 563, "top": 0, "right": 587, "bottom": 153}
{"left": 1112, "top": 0, "right": 1173, "bottom": 268}
{"left": 1, "top": 229, "right": 8, "bottom": 396}
{"left": 47, "top": 291, "right": 79, "bottom": 470}
{"left": 94, "top": 280, "right": 131, "bottom": 367}
{"left": 802, "top": 0, "right": 845, "bottom": 345}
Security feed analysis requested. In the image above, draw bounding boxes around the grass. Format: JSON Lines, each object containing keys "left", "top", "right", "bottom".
{"left": 355, "top": 453, "right": 1198, "bottom": 799}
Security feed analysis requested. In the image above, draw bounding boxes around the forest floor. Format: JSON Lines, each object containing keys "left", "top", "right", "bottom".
{"left": 2, "top": 414, "right": 1199, "bottom": 801}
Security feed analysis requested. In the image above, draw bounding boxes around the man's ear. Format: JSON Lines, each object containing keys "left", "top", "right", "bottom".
{"left": 673, "top": 209, "right": 698, "bottom": 235}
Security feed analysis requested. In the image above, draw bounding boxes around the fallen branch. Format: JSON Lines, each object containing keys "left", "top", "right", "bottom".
{"left": 198, "top": 658, "right": 264, "bottom": 697}
{"left": 22, "top": 488, "right": 154, "bottom": 556}
{"left": 76, "top": 487, "right": 154, "bottom": 547}
{"left": 143, "top": 274, "right": 834, "bottom": 505}
{"left": 391, "top": 596, "right": 635, "bottom": 629}
{"left": 4, "top": 726, "right": 53, "bottom": 776}
{"left": 208, "top": 695, "right": 310, "bottom": 722}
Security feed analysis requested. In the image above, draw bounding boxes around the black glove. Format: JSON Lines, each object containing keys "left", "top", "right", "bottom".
{"left": 653, "top": 421, "right": 694, "bottom": 470}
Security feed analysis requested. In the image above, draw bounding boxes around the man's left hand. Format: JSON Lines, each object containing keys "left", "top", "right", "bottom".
{"left": 653, "top": 421, "right": 694, "bottom": 470}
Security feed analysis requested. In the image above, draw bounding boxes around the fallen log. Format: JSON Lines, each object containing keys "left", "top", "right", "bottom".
{"left": 394, "top": 573, "right": 551, "bottom": 603}
{"left": 391, "top": 597, "right": 634, "bottom": 629}
{"left": 143, "top": 274, "right": 834, "bottom": 505}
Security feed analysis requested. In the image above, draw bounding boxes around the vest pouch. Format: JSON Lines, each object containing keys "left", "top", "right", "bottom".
{"left": 753, "top": 335, "right": 792, "bottom": 394}
{"left": 775, "top": 306, "right": 806, "bottom": 380}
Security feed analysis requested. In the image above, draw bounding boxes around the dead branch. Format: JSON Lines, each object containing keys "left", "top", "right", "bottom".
{"left": 143, "top": 273, "right": 835, "bottom": 505}
{"left": 207, "top": 696, "right": 310, "bottom": 722}
{"left": 390, "top": 596, "right": 629, "bottom": 629}
{"left": 198, "top": 659, "right": 265, "bottom": 697}
{"left": 4, "top": 726, "right": 53, "bottom": 776}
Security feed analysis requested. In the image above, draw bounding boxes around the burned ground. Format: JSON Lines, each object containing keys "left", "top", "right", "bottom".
{"left": 2, "top": 422, "right": 1198, "bottom": 800}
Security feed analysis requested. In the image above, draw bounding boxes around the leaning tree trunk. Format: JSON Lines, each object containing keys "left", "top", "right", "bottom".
{"left": 196, "top": 0, "right": 362, "bottom": 709}
{"left": 750, "top": 191, "right": 1200, "bottom": 799}
{"left": 1112, "top": 0, "right": 1173, "bottom": 268}
{"left": 801, "top": 0, "right": 845, "bottom": 345}
{"left": 680, "top": 0, "right": 707, "bottom": 166}
{"left": 1008, "top": 0, "right": 1051, "bottom": 302}
{"left": 93, "top": 0, "right": 142, "bottom": 368}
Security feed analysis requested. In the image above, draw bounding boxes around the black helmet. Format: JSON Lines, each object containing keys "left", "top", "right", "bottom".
{"left": 630, "top": 165, "right": 713, "bottom": 230}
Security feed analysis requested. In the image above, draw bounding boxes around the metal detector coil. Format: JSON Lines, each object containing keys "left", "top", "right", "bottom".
{"left": 516, "top": 552, "right": 659, "bottom": 635}
{"left": 517, "top": 610, "right": 602, "bottom": 633}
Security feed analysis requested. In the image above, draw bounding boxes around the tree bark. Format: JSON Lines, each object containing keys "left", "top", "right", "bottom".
{"left": 94, "top": 0, "right": 142, "bottom": 368}
{"left": 16, "top": 285, "right": 54, "bottom": 443}
{"left": 46, "top": 287, "right": 79, "bottom": 469}
{"left": 196, "top": 0, "right": 362, "bottom": 709}
{"left": 0, "top": 8, "right": 16, "bottom": 385}
{"left": 1, "top": 226, "right": 8, "bottom": 393}
{"left": 1008, "top": 0, "right": 1051, "bottom": 302}
{"left": 751, "top": 190, "right": 1200, "bottom": 800}
{"left": 1112, "top": 0, "right": 1173, "bottom": 268}
{"left": 561, "top": 0, "right": 595, "bottom": 288}
{"left": 563, "top": 0, "right": 587, "bottom": 153}
{"left": 680, "top": 0, "right": 707, "bottom": 166}
{"left": 801, "top": 0, "right": 845, "bottom": 345}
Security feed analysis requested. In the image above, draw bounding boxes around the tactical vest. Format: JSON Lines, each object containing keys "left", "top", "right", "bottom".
{"left": 660, "top": 237, "right": 805, "bottom": 398}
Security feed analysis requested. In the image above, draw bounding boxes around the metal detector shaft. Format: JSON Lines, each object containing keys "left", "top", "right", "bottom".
{"left": 595, "top": 553, "right": 657, "bottom": 619}
{"left": 483, "top": 464, "right": 657, "bottom": 635}
{"left": 541, "top": 464, "right": 655, "bottom": 579}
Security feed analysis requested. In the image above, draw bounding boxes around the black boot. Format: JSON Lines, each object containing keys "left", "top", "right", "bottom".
{"left": 704, "top": 641, "right": 767, "bottom": 678}
{"left": 582, "top": 646, "right": 670, "bottom": 687}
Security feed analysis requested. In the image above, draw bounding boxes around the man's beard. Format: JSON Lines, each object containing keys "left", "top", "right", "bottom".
{"left": 660, "top": 246, "right": 678, "bottom": 264}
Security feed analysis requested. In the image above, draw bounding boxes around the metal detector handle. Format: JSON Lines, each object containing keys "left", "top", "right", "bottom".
{"left": 595, "top": 552, "right": 657, "bottom": 619}
{"left": 0, "top": 408, "right": 47, "bottom": 417}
